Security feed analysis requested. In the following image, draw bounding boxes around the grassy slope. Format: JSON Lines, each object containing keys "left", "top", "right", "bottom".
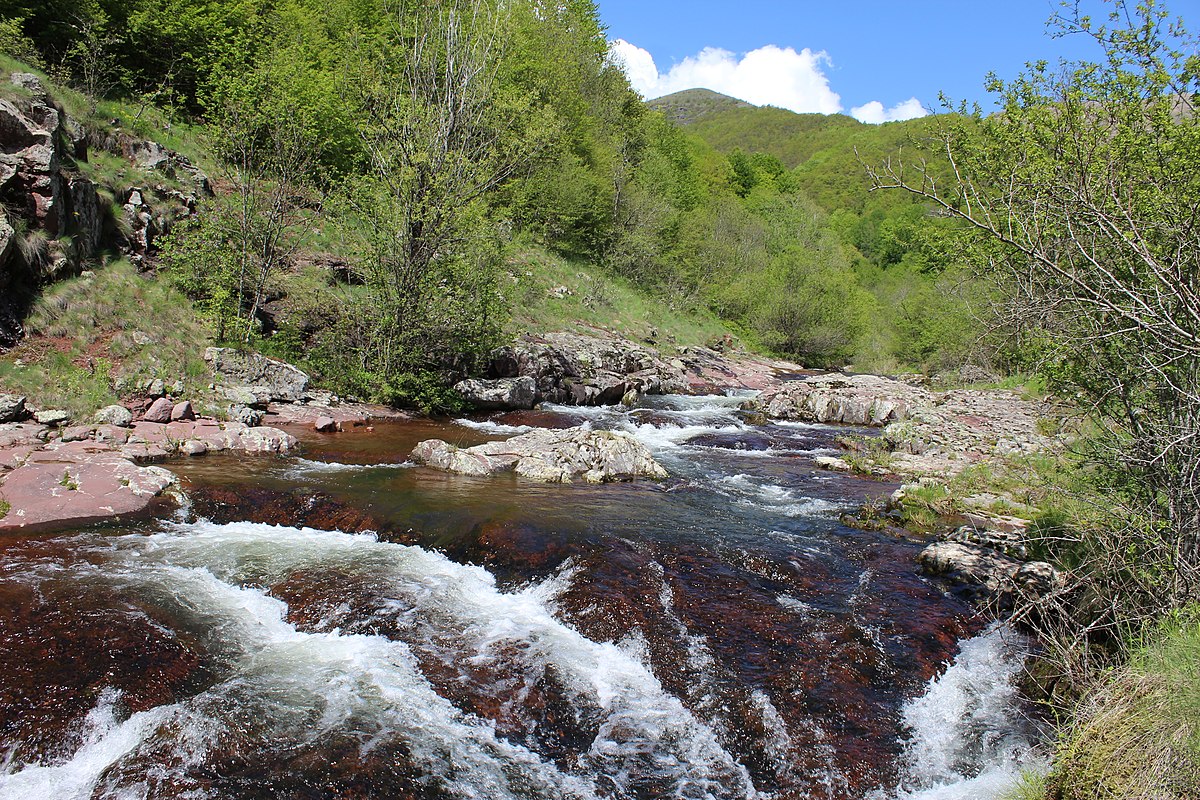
{"left": 0, "top": 260, "right": 214, "bottom": 418}
{"left": 1046, "top": 617, "right": 1200, "bottom": 799}
{"left": 504, "top": 246, "right": 731, "bottom": 348}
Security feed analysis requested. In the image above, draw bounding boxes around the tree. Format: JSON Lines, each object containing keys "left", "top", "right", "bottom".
{"left": 164, "top": 81, "right": 314, "bottom": 343}
{"left": 867, "top": 0, "right": 1200, "bottom": 638}
{"left": 342, "top": 0, "right": 553, "bottom": 397}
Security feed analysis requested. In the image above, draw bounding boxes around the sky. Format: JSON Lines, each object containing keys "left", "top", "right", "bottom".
{"left": 600, "top": 0, "right": 1200, "bottom": 123}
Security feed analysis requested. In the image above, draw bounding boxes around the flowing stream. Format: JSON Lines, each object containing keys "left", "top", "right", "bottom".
{"left": 0, "top": 394, "right": 1044, "bottom": 799}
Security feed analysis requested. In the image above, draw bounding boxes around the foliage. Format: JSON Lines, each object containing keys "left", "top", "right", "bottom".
{"left": 870, "top": 0, "right": 1200, "bottom": 638}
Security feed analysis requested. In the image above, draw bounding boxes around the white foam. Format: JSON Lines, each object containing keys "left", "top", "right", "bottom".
{"left": 287, "top": 457, "right": 411, "bottom": 473}
{"left": 0, "top": 692, "right": 178, "bottom": 800}
{"left": 20, "top": 521, "right": 757, "bottom": 799}
{"left": 617, "top": 421, "right": 748, "bottom": 451}
{"left": 877, "top": 624, "right": 1046, "bottom": 800}
{"left": 452, "top": 418, "right": 538, "bottom": 435}
{"left": 716, "top": 475, "right": 843, "bottom": 518}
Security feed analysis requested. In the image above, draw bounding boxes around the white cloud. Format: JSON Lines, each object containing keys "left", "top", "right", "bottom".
{"left": 610, "top": 39, "right": 842, "bottom": 115}
{"left": 850, "top": 97, "right": 928, "bottom": 124}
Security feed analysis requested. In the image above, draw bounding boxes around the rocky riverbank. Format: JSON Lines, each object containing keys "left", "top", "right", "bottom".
{"left": 760, "top": 373, "right": 1069, "bottom": 608}
{"left": 753, "top": 372, "right": 1060, "bottom": 479}
{"left": 454, "top": 330, "right": 806, "bottom": 410}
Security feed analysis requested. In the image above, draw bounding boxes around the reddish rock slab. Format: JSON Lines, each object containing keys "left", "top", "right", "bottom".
{"left": 0, "top": 415, "right": 298, "bottom": 533}
{"left": 0, "top": 442, "right": 178, "bottom": 532}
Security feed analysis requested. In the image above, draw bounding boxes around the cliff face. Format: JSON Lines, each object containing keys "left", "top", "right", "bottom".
{"left": 0, "top": 71, "right": 210, "bottom": 349}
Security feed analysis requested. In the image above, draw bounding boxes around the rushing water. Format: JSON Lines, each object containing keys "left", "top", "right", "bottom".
{"left": 0, "top": 394, "right": 1044, "bottom": 799}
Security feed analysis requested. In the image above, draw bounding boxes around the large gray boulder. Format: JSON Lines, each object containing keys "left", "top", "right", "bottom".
{"left": 411, "top": 426, "right": 667, "bottom": 483}
{"left": 487, "top": 331, "right": 688, "bottom": 406}
{"left": 919, "top": 536, "right": 1062, "bottom": 603}
{"left": 453, "top": 376, "right": 536, "bottom": 411}
{"left": 205, "top": 347, "right": 310, "bottom": 403}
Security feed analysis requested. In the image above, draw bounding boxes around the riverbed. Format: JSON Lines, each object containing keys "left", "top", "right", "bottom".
{"left": 0, "top": 394, "right": 1041, "bottom": 799}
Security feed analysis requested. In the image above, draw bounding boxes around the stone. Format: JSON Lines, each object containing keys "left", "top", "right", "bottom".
{"left": 411, "top": 426, "right": 667, "bottom": 483}
{"left": 0, "top": 394, "right": 27, "bottom": 423}
{"left": 33, "top": 410, "right": 70, "bottom": 427}
{"left": 757, "top": 373, "right": 925, "bottom": 426}
{"left": 170, "top": 401, "right": 195, "bottom": 421}
{"left": 314, "top": 415, "right": 337, "bottom": 433}
{"left": 179, "top": 440, "right": 208, "bottom": 456}
{"left": 1014, "top": 561, "right": 1063, "bottom": 596}
{"left": 147, "top": 379, "right": 166, "bottom": 398}
{"left": 452, "top": 376, "right": 537, "bottom": 411}
{"left": 93, "top": 404, "right": 134, "bottom": 428}
{"left": 222, "top": 385, "right": 271, "bottom": 407}
{"left": 59, "top": 425, "right": 94, "bottom": 443}
{"left": 814, "top": 455, "right": 854, "bottom": 472}
{"left": 0, "top": 444, "right": 179, "bottom": 532}
{"left": 229, "top": 405, "right": 264, "bottom": 426}
{"left": 946, "top": 525, "right": 1029, "bottom": 560}
{"left": 143, "top": 397, "right": 174, "bottom": 423}
{"left": 918, "top": 540, "right": 1022, "bottom": 597}
{"left": 205, "top": 347, "right": 309, "bottom": 403}
{"left": 95, "top": 425, "right": 130, "bottom": 445}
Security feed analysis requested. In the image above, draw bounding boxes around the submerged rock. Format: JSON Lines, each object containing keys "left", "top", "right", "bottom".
{"left": 411, "top": 426, "right": 667, "bottom": 483}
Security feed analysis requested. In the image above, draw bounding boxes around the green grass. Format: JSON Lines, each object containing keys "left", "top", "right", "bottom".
{"left": 0, "top": 260, "right": 213, "bottom": 418}
{"left": 1000, "top": 770, "right": 1049, "bottom": 800}
{"left": 1047, "top": 614, "right": 1200, "bottom": 799}
{"left": 0, "top": 499, "right": 9, "bottom": 519}
{"left": 504, "top": 245, "right": 733, "bottom": 350}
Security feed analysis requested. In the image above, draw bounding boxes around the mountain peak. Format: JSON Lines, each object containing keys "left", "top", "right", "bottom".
{"left": 647, "top": 88, "right": 755, "bottom": 126}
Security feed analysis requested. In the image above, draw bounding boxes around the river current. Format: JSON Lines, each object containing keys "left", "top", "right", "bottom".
{"left": 0, "top": 393, "right": 1042, "bottom": 799}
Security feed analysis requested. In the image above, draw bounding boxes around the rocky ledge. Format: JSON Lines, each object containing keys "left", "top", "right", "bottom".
{"left": 756, "top": 373, "right": 1059, "bottom": 478}
{"left": 455, "top": 330, "right": 805, "bottom": 411}
{"left": 0, "top": 398, "right": 297, "bottom": 533}
{"left": 918, "top": 524, "right": 1064, "bottom": 608}
{"left": 411, "top": 426, "right": 667, "bottom": 483}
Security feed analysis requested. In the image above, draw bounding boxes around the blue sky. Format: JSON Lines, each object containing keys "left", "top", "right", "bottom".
{"left": 599, "top": 0, "right": 1199, "bottom": 122}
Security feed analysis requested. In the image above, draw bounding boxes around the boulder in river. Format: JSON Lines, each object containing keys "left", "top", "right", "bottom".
{"left": 411, "top": 426, "right": 667, "bottom": 483}
{"left": 453, "top": 376, "right": 536, "bottom": 411}
{"left": 756, "top": 373, "right": 925, "bottom": 426}
{"left": 918, "top": 526, "right": 1062, "bottom": 604}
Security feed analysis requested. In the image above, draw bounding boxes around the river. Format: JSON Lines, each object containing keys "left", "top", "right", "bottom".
{"left": 0, "top": 393, "right": 1042, "bottom": 799}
